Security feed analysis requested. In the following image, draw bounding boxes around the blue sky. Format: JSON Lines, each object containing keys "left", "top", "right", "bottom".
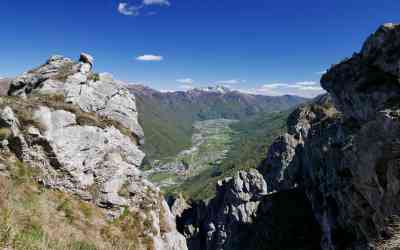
{"left": 0, "top": 0, "right": 399, "bottom": 97}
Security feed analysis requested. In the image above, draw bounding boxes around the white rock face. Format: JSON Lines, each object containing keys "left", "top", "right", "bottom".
{"left": 3, "top": 54, "right": 187, "bottom": 250}
{"left": 9, "top": 54, "right": 144, "bottom": 143}
{"left": 33, "top": 106, "right": 145, "bottom": 195}
{"left": 64, "top": 75, "right": 144, "bottom": 143}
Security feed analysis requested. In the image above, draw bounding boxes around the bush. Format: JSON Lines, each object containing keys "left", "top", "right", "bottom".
{"left": 0, "top": 128, "right": 12, "bottom": 141}
{"left": 88, "top": 73, "right": 100, "bottom": 82}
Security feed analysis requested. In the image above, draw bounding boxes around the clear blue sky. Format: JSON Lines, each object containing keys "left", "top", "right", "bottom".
{"left": 1, "top": 0, "right": 399, "bottom": 97}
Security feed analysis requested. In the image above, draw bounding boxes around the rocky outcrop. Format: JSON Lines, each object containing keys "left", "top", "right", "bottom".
{"left": 1, "top": 54, "right": 187, "bottom": 250}
{"left": 177, "top": 169, "right": 321, "bottom": 250}
{"left": 258, "top": 94, "right": 338, "bottom": 193}
{"left": 8, "top": 54, "right": 144, "bottom": 143}
{"left": 310, "top": 23, "right": 400, "bottom": 249}
{"left": 177, "top": 169, "right": 267, "bottom": 250}
{"left": 321, "top": 23, "right": 400, "bottom": 123}
{"left": 203, "top": 170, "right": 268, "bottom": 250}
{"left": 257, "top": 23, "right": 400, "bottom": 249}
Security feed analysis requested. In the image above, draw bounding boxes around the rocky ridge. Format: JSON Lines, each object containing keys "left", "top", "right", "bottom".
{"left": 1, "top": 54, "right": 187, "bottom": 249}
{"left": 177, "top": 23, "right": 400, "bottom": 250}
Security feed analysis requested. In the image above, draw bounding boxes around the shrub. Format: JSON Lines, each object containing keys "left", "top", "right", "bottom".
{"left": 88, "top": 73, "right": 100, "bottom": 82}
{"left": 0, "top": 128, "right": 12, "bottom": 141}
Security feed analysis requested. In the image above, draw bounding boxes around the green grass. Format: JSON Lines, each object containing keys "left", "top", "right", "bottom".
{"left": 149, "top": 172, "right": 178, "bottom": 183}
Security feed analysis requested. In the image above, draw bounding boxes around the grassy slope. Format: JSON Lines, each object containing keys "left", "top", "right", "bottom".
{"left": 168, "top": 111, "right": 290, "bottom": 200}
{"left": 0, "top": 157, "right": 163, "bottom": 250}
{"left": 134, "top": 93, "right": 194, "bottom": 162}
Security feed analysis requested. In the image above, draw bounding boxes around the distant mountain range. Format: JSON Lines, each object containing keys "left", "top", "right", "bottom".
{"left": 128, "top": 84, "right": 308, "bottom": 160}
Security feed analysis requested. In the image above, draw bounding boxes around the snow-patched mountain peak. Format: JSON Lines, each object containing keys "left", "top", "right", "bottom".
{"left": 192, "top": 85, "right": 231, "bottom": 94}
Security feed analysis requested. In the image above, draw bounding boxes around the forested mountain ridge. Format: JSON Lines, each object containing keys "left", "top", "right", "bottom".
{"left": 129, "top": 84, "right": 307, "bottom": 161}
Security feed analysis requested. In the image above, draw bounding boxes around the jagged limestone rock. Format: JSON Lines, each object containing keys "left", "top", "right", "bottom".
{"left": 258, "top": 133, "right": 300, "bottom": 192}
{"left": 177, "top": 169, "right": 268, "bottom": 250}
{"left": 258, "top": 94, "right": 337, "bottom": 192}
{"left": 8, "top": 53, "right": 144, "bottom": 144}
{"left": 1, "top": 54, "right": 187, "bottom": 250}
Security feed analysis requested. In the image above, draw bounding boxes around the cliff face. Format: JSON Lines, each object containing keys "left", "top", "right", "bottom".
{"left": 259, "top": 23, "right": 400, "bottom": 249}
{"left": 178, "top": 23, "right": 400, "bottom": 250}
{"left": 1, "top": 54, "right": 187, "bottom": 250}
{"left": 307, "top": 23, "right": 400, "bottom": 249}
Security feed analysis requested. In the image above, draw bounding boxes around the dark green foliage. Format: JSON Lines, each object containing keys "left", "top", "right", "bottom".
{"left": 87, "top": 73, "right": 100, "bottom": 82}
